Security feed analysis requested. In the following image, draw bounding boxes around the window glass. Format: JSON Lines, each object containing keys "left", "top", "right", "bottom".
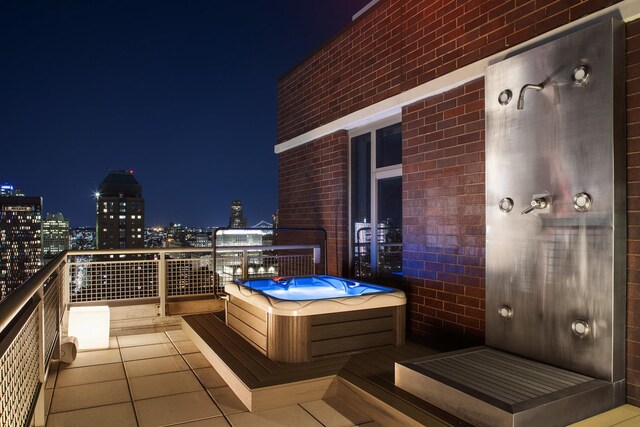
{"left": 351, "top": 133, "right": 371, "bottom": 227}
{"left": 376, "top": 123, "right": 402, "bottom": 168}
{"left": 351, "top": 122, "right": 402, "bottom": 279}
{"left": 351, "top": 133, "right": 371, "bottom": 277}
{"left": 377, "top": 177, "right": 402, "bottom": 275}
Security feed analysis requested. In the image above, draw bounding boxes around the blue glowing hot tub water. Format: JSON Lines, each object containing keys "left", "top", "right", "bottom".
{"left": 235, "top": 275, "right": 393, "bottom": 301}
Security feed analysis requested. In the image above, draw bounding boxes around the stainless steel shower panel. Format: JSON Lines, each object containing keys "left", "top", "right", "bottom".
{"left": 485, "top": 19, "right": 626, "bottom": 382}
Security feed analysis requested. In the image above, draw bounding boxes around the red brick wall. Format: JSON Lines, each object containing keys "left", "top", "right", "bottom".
{"left": 402, "top": 78, "right": 485, "bottom": 342}
{"left": 277, "top": 0, "right": 403, "bottom": 143}
{"left": 278, "top": 0, "right": 622, "bottom": 144}
{"left": 627, "top": 17, "right": 640, "bottom": 407}
{"left": 277, "top": 0, "right": 639, "bottom": 405}
{"left": 278, "top": 131, "right": 349, "bottom": 276}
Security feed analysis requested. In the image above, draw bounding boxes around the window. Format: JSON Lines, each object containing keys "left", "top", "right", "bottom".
{"left": 350, "top": 120, "right": 402, "bottom": 278}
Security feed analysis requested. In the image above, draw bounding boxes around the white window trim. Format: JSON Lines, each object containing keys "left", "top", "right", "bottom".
{"left": 348, "top": 119, "right": 402, "bottom": 276}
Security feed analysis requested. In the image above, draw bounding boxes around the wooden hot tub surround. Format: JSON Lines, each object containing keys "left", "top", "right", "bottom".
{"left": 224, "top": 281, "right": 406, "bottom": 363}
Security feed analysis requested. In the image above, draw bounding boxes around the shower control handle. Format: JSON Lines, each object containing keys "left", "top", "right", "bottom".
{"left": 521, "top": 196, "right": 548, "bottom": 215}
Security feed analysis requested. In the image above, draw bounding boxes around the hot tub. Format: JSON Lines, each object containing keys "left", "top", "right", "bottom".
{"left": 224, "top": 275, "right": 406, "bottom": 363}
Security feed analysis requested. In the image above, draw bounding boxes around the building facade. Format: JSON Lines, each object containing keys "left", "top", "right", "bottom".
{"left": 228, "top": 200, "right": 247, "bottom": 228}
{"left": 0, "top": 195, "right": 42, "bottom": 299}
{"left": 276, "top": 0, "right": 640, "bottom": 405}
{"left": 42, "top": 212, "right": 70, "bottom": 259}
{"left": 0, "top": 184, "right": 24, "bottom": 196}
{"left": 96, "top": 170, "right": 144, "bottom": 249}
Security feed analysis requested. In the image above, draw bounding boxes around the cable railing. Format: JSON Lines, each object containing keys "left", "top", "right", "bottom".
{"left": 0, "top": 231, "right": 324, "bottom": 426}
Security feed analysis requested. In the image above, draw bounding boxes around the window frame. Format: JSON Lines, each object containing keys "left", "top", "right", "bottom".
{"left": 348, "top": 115, "right": 402, "bottom": 278}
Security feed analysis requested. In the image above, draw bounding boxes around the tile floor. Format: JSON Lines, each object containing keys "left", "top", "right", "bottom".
{"left": 570, "top": 405, "right": 640, "bottom": 427}
{"left": 44, "top": 330, "right": 640, "bottom": 427}
{"left": 44, "top": 330, "right": 380, "bottom": 427}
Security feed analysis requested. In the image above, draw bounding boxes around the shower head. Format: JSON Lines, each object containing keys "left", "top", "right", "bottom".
{"left": 517, "top": 83, "right": 544, "bottom": 110}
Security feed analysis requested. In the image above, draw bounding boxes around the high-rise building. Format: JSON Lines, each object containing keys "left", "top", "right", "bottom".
{"left": 42, "top": 212, "right": 70, "bottom": 259}
{"left": 0, "top": 183, "right": 24, "bottom": 196}
{"left": 95, "top": 170, "right": 144, "bottom": 249}
{"left": 0, "top": 193, "right": 42, "bottom": 299}
{"left": 70, "top": 227, "right": 96, "bottom": 250}
{"left": 228, "top": 200, "right": 247, "bottom": 228}
{"left": 167, "top": 222, "right": 185, "bottom": 247}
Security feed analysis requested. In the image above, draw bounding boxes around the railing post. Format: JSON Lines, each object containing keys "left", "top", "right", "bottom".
{"left": 210, "top": 251, "right": 217, "bottom": 295}
{"left": 37, "top": 285, "right": 45, "bottom": 381}
{"left": 53, "top": 264, "right": 63, "bottom": 360}
{"left": 158, "top": 252, "right": 166, "bottom": 317}
{"left": 63, "top": 255, "right": 70, "bottom": 311}
{"left": 35, "top": 284, "right": 46, "bottom": 426}
{"left": 242, "top": 249, "right": 248, "bottom": 279}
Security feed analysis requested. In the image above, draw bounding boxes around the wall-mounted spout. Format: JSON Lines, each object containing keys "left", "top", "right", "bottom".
{"left": 517, "top": 83, "right": 544, "bottom": 110}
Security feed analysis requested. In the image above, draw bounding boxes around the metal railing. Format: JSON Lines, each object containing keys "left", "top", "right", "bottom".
{"left": 212, "top": 227, "right": 327, "bottom": 282}
{"left": 0, "top": 232, "right": 324, "bottom": 426}
{"left": 0, "top": 252, "right": 65, "bottom": 427}
{"left": 214, "top": 245, "right": 321, "bottom": 283}
{"left": 354, "top": 226, "right": 402, "bottom": 278}
{"left": 66, "top": 244, "right": 321, "bottom": 315}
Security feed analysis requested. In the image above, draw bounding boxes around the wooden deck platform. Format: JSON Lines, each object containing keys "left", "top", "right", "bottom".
{"left": 183, "top": 312, "right": 470, "bottom": 426}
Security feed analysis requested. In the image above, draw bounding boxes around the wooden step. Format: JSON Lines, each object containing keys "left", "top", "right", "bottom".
{"left": 183, "top": 312, "right": 467, "bottom": 425}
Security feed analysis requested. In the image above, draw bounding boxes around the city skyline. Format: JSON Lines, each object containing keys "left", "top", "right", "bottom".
{"left": 0, "top": 1, "right": 372, "bottom": 227}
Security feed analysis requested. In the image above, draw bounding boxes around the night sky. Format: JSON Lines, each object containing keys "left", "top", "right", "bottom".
{"left": 0, "top": 0, "right": 372, "bottom": 227}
